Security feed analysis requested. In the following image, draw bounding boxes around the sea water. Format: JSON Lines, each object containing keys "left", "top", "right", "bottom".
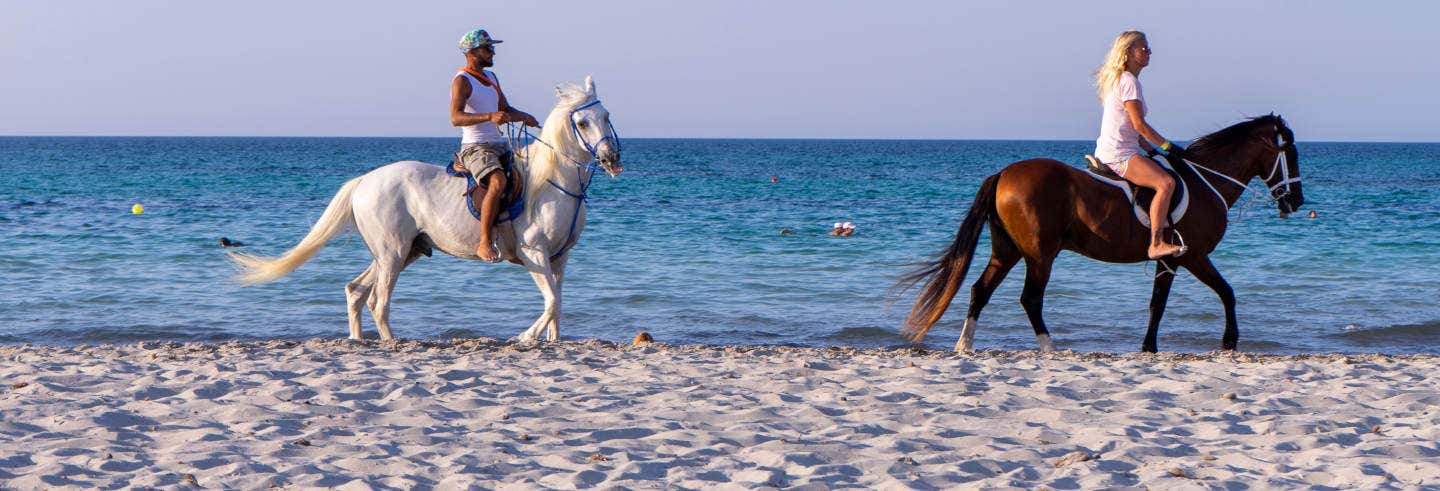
{"left": 1, "top": 137, "right": 1436, "bottom": 354}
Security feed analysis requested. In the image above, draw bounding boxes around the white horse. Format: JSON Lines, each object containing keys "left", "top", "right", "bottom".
{"left": 230, "top": 77, "right": 622, "bottom": 342}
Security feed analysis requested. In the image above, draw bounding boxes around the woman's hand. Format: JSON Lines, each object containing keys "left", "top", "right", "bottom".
{"left": 1160, "top": 141, "right": 1186, "bottom": 156}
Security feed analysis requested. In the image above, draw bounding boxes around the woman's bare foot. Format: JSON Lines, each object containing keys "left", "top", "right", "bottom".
{"left": 476, "top": 244, "right": 501, "bottom": 263}
{"left": 1147, "top": 242, "right": 1187, "bottom": 259}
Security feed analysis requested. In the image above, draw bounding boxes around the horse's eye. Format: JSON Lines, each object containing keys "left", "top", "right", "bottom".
{"left": 577, "top": 120, "right": 589, "bottom": 128}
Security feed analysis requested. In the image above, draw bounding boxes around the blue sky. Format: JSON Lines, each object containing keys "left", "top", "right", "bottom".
{"left": 3, "top": 1, "right": 1436, "bottom": 141}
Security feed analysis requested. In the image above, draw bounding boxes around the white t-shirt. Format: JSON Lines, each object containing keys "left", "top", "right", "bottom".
{"left": 1094, "top": 71, "right": 1147, "bottom": 164}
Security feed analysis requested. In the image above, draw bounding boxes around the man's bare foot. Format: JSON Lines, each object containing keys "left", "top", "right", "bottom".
{"left": 1147, "top": 242, "right": 1187, "bottom": 259}
{"left": 476, "top": 244, "right": 501, "bottom": 263}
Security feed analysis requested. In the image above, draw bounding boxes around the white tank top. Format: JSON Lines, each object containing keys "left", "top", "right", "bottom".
{"left": 458, "top": 70, "right": 506, "bottom": 145}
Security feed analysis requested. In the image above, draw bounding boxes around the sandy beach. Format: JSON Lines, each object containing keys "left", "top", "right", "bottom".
{"left": 1, "top": 339, "right": 1437, "bottom": 490}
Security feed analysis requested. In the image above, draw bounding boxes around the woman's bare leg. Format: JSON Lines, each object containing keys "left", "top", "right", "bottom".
{"left": 1123, "top": 154, "right": 1184, "bottom": 258}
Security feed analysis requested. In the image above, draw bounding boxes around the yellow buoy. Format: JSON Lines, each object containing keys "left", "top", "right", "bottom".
{"left": 131, "top": 203, "right": 144, "bottom": 214}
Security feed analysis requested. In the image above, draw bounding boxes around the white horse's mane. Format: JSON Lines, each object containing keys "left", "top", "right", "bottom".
{"left": 519, "top": 80, "right": 597, "bottom": 216}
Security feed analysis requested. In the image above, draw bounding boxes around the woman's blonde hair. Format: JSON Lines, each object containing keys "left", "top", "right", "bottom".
{"left": 1095, "top": 31, "right": 1147, "bottom": 101}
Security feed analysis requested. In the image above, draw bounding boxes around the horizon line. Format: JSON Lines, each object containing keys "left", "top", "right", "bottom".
{"left": 2, "top": 134, "right": 1437, "bottom": 144}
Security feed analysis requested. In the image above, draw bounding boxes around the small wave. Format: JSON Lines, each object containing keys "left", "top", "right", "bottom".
{"left": 818, "top": 326, "right": 912, "bottom": 348}
{"left": 691, "top": 328, "right": 784, "bottom": 343}
{"left": 1326, "top": 321, "right": 1440, "bottom": 349}
{"left": 594, "top": 293, "right": 655, "bottom": 306}
{"left": 13, "top": 326, "right": 294, "bottom": 346}
{"left": 435, "top": 328, "right": 492, "bottom": 340}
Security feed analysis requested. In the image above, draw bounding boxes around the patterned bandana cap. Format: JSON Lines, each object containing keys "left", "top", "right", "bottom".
{"left": 459, "top": 29, "right": 503, "bottom": 51}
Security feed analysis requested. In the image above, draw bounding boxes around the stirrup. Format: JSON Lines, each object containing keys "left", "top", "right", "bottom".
{"left": 1171, "top": 229, "right": 1188, "bottom": 258}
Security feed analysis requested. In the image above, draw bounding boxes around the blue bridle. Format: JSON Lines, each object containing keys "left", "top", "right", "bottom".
{"left": 501, "top": 98, "right": 621, "bottom": 261}
{"left": 567, "top": 99, "right": 622, "bottom": 161}
{"left": 545, "top": 99, "right": 622, "bottom": 259}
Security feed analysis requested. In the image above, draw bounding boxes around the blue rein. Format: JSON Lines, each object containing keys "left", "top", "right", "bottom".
{"left": 546, "top": 162, "right": 600, "bottom": 258}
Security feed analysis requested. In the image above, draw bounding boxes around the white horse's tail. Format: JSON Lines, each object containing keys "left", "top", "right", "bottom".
{"left": 230, "top": 177, "right": 361, "bottom": 285}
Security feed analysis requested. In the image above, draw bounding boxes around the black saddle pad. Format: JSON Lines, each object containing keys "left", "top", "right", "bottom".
{"left": 1085, "top": 157, "right": 1186, "bottom": 218}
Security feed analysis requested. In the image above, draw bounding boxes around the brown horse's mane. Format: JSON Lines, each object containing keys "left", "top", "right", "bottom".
{"left": 1188, "top": 114, "right": 1285, "bottom": 156}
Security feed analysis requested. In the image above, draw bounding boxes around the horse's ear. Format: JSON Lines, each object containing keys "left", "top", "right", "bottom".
{"left": 584, "top": 76, "right": 595, "bottom": 95}
{"left": 1271, "top": 114, "right": 1291, "bottom": 146}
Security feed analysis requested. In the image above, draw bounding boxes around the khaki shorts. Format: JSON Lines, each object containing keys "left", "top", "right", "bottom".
{"left": 455, "top": 143, "right": 513, "bottom": 180}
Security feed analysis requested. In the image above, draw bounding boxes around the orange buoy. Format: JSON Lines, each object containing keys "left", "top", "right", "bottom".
{"left": 632, "top": 332, "right": 654, "bottom": 345}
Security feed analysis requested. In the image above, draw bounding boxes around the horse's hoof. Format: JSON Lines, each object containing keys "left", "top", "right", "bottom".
{"left": 1036, "top": 334, "right": 1056, "bottom": 353}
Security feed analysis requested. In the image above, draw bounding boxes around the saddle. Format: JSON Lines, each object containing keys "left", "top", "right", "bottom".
{"left": 446, "top": 161, "right": 526, "bottom": 224}
{"left": 1083, "top": 153, "right": 1189, "bottom": 228}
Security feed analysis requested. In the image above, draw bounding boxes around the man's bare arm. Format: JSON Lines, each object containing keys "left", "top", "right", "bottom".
{"left": 450, "top": 76, "right": 509, "bottom": 127}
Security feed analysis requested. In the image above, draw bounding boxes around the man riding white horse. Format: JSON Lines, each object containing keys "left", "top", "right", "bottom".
{"left": 451, "top": 28, "right": 540, "bottom": 262}
{"left": 232, "top": 76, "right": 624, "bottom": 342}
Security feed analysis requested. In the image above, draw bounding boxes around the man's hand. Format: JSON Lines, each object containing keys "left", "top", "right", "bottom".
{"left": 487, "top": 111, "right": 511, "bottom": 126}
{"left": 511, "top": 111, "right": 539, "bottom": 128}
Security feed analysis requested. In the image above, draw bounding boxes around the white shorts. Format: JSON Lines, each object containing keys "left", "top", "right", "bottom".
{"left": 1104, "top": 159, "right": 1130, "bottom": 178}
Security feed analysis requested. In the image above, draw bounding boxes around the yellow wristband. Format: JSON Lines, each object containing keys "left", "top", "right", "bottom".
{"left": 1160, "top": 141, "right": 1173, "bottom": 152}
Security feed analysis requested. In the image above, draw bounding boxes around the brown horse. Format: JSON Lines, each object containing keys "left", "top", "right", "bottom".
{"left": 900, "top": 115, "right": 1303, "bottom": 353}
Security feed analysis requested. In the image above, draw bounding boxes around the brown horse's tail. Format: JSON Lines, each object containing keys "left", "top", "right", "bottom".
{"left": 898, "top": 173, "right": 999, "bottom": 342}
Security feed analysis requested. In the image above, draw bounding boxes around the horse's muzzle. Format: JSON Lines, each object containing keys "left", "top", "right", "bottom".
{"left": 1276, "top": 187, "right": 1304, "bottom": 215}
{"left": 600, "top": 158, "right": 623, "bottom": 177}
{"left": 598, "top": 147, "right": 623, "bottom": 177}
